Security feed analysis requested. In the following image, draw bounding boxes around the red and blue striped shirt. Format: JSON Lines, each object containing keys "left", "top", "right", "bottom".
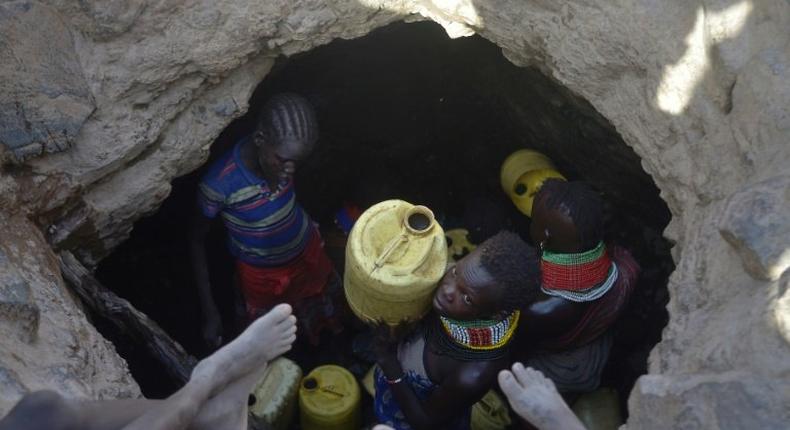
{"left": 198, "top": 137, "right": 315, "bottom": 267}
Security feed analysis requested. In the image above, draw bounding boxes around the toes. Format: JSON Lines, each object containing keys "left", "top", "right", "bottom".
{"left": 278, "top": 315, "right": 297, "bottom": 328}
{"left": 523, "top": 367, "right": 553, "bottom": 388}
{"left": 257, "top": 305, "right": 288, "bottom": 325}
{"left": 274, "top": 333, "right": 296, "bottom": 349}
{"left": 260, "top": 304, "right": 292, "bottom": 323}
{"left": 498, "top": 370, "right": 522, "bottom": 396}
{"left": 511, "top": 362, "right": 530, "bottom": 386}
{"left": 277, "top": 323, "right": 297, "bottom": 339}
{"left": 271, "top": 303, "right": 293, "bottom": 318}
{"left": 273, "top": 315, "right": 297, "bottom": 332}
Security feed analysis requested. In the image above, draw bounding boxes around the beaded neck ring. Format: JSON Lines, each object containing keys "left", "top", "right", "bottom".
{"left": 427, "top": 311, "right": 520, "bottom": 361}
{"left": 541, "top": 241, "right": 618, "bottom": 302}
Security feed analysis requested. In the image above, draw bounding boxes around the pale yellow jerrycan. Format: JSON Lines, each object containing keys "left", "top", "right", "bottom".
{"left": 571, "top": 387, "right": 623, "bottom": 430}
{"left": 344, "top": 200, "right": 448, "bottom": 326}
{"left": 248, "top": 357, "right": 302, "bottom": 430}
{"left": 500, "top": 149, "right": 566, "bottom": 217}
{"left": 298, "top": 365, "right": 361, "bottom": 430}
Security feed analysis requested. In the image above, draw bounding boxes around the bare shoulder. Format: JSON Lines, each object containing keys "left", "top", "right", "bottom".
{"left": 451, "top": 359, "right": 504, "bottom": 390}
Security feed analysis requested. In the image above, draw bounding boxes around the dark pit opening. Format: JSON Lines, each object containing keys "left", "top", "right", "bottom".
{"left": 96, "top": 21, "right": 673, "bottom": 422}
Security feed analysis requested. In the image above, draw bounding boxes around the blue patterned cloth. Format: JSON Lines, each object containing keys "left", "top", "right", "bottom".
{"left": 374, "top": 367, "right": 471, "bottom": 430}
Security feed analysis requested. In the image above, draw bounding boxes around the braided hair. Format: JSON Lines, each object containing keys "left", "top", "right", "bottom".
{"left": 478, "top": 231, "right": 540, "bottom": 312}
{"left": 535, "top": 179, "right": 603, "bottom": 251}
{"left": 257, "top": 93, "right": 319, "bottom": 154}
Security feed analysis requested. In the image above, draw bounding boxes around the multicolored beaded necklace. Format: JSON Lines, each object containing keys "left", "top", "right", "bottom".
{"left": 440, "top": 310, "right": 520, "bottom": 350}
{"left": 426, "top": 311, "right": 520, "bottom": 361}
{"left": 541, "top": 241, "right": 618, "bottom": 302}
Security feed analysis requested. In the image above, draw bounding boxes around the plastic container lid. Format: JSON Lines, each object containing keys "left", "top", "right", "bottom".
{"left": 299, "top": 365, "right": 361, "bottom": 430}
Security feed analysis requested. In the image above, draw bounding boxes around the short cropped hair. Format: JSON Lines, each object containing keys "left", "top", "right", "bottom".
{"left": 478, "top": 231, "right": 540, "bottom": 311}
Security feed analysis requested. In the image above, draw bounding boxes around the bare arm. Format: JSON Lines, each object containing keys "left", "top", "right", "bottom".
{"left": 516, "top": 294, "right": 586, "bottom": 344}
{"left": 189, "top": 210, "right": 222, "bottom": 348}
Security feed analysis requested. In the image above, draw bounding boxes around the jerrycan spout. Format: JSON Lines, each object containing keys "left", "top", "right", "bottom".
{"left": 404, "top": 205, "right": 435, "bottom": 234}
{"left": 373, "top": 206, "right": 436, "bottom": 272}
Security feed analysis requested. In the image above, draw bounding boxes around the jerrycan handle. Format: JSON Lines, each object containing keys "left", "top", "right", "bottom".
{"left": 372, "top": 206, "right": 436, "bottom": 274}
{"left": 390, "top": 236, "right": 439, "bottom": 276}
{"left": 373, "top": 234, "right": 408, "bottom": 272}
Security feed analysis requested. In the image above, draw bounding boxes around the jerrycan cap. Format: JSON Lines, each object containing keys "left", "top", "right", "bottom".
{"left": 302, "top": 377, "right": 319, "bottom": 390}
{"left": 299, "top": 365, "right": 360, "bottom": 417}
{"left": 403, "top": 205, "right": 435, "bottom": 235}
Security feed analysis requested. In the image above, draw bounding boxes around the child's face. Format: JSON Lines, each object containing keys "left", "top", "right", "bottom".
{"left": 256, "top": 133, "right": 309, "bottom": 180}
{"left": 433, "top": 247, "right": 502, "bottom": 321}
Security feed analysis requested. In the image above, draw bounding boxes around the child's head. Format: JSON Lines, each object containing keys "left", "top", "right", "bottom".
{"left": 433, "top": 231, "right": 540, "bottom": 320}
{"left": 254, "top": 93, "right": 319, "bottom": 174}
{"left": 530, "top": 179, "right": 603, "bottom": 253}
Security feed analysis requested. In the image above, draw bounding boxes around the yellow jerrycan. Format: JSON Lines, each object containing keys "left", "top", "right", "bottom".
{"left": 500, "top": 149, "right": 566, "bottom": 217}
{"left": 248, "top": 357, "right": 301, "bottom": 430}
{"left": 445, "top": 228, "right": 477, "bottom": 262}
{"left": 299, "top": 365, "right": 361, "bottom": 430}
{"left": 571, "top": 387, "right": 623, "bottom": 430}
{"left": 471, "top": 390, "right": 512, "bottom": 430}
{"left": 345, "top": 200, "right": 448, "bottom": 326}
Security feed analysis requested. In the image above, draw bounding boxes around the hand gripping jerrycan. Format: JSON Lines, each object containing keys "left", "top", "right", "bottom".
{"left": 500, "top": 149, "right": 566, "bottom": 217}
{"left": 344, "top": 200, "right": 448, "bottom": 326}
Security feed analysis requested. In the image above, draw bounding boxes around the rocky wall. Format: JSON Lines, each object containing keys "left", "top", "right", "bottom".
{"left": 0, "top": 213, "right": 140, "bottom": 412}
{"left": 0, "top": 0, "right": 788, "bottom": 426}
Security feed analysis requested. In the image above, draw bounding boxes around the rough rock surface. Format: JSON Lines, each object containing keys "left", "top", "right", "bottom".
{"left": 0, "top": 214, "right": 140, "bottom": 413}
{"left": 0, "top": 0, "right": 788, "bottom": 427}
{"left": 718, "top": 175, "right": 790, "bottom": 281}
{"left": 0, "top": 2, "right": 95, "bottom": 161}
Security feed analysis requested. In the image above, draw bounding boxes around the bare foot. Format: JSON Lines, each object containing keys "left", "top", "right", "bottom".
{"left": 189, "top": 365, "right": 269, "bottom": 430}
{"left": 191, "top": 303, "right": 297, "bottom": 394}
{"left": 122, "top": 305, "right": 296, "bottom": 430}
{"left": 498, "top": 363, "right": 586, "bottom": 430}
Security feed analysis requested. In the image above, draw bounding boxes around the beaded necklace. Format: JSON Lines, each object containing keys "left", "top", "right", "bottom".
{"left": 441, "top": 311, "right": 519, "bottom": 350}
{"left": 426, "top": 311, "right": 519, "bottom": 361}
{"left": 541, "top": 241, "right": 619, "bottom": 302}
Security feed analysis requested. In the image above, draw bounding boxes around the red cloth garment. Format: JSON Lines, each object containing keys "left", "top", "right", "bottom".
{"left": 237, "top": 231, "right": 344, "bottom": 345}
{"left": 537, "top": 245, "right": 640, "bottom": 351}
{"left": 236, "top": 231, "right": 332, "bottom": 316}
